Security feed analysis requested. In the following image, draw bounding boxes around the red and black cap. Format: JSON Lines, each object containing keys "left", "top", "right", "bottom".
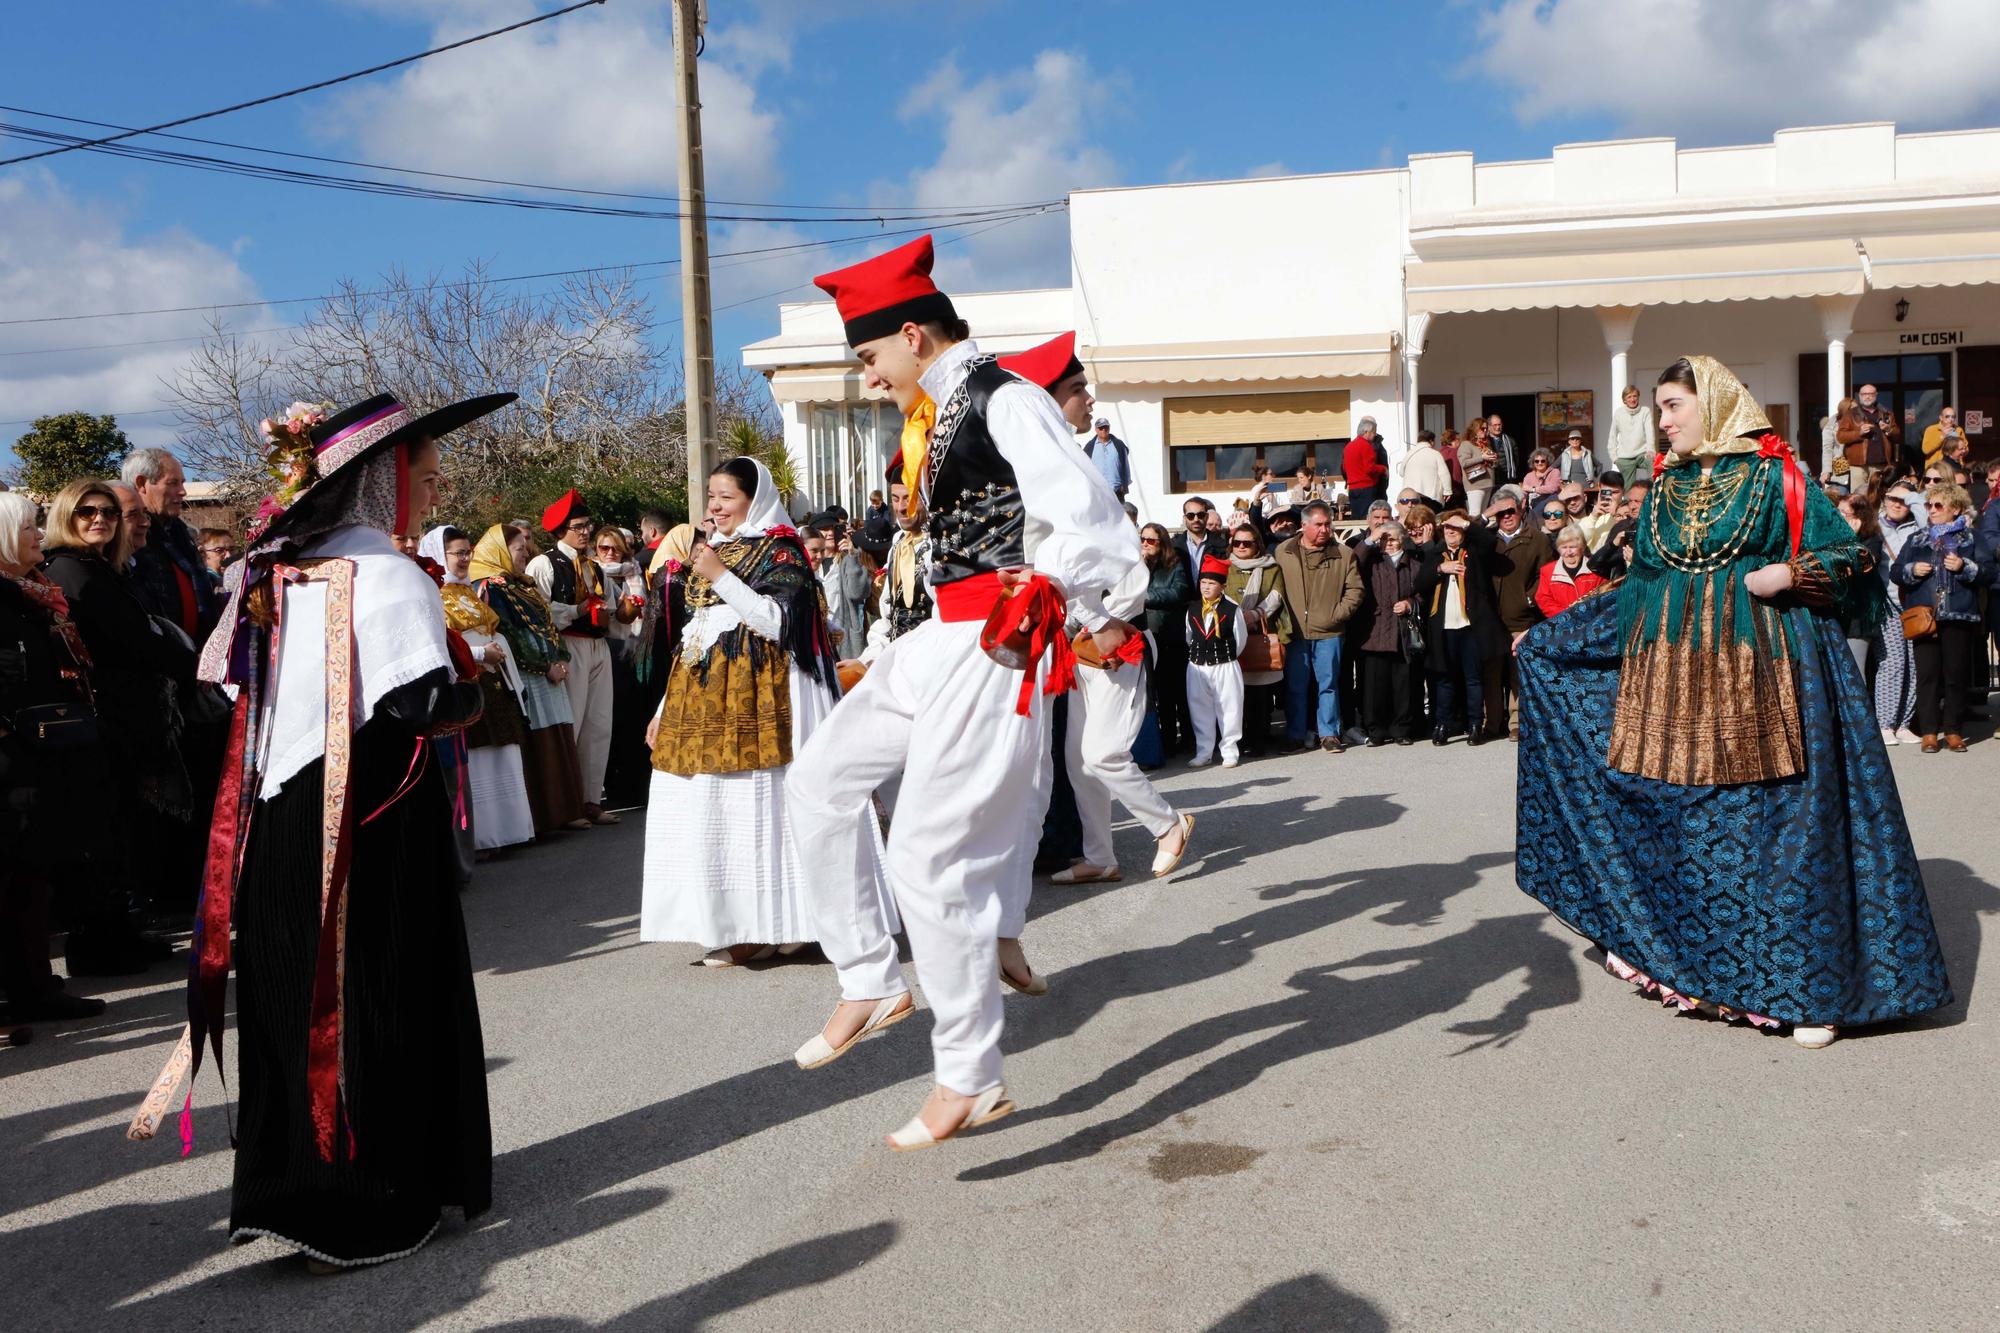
{"left": 541, "top": 488, "right": 591, "bottom": 535}
{"left": 997, "top": 331, "right": 1083, "bottom": 393}
{"left": 1199, "top": 554, "right": 1230, "bottom": 580}
{"left": 813, "top": 235, "right": 958, "bottom": 348}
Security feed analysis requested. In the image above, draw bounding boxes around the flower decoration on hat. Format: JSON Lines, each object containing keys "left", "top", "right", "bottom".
{"left": 247, "top": 401, "right": 333, "bottom": 540}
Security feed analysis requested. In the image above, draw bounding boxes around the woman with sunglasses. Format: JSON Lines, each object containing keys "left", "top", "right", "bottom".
{"left": 1892, "top": 482, "right": 1995, "bottom": 752}
{"left": 1138, "top": 523, "right": 1192, "bottom": 763}
{"left": 41, "top": 479, "right": 193, "bottom": 976}
{"left": 1869, "top": 487, "right": 1923, "bottom": 745}
{"left": 1515, "top": 355, "right": 1950, "bottom": 1051}
{"left": 1223, "top": 526, "right": 1291, "bottom": 754}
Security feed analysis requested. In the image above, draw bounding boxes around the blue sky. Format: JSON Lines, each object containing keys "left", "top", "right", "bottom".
{"left": 6, "top": 0, "right": 1999, "bottom": 464}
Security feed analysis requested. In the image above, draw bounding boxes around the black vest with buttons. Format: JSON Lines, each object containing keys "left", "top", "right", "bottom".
{"left": 926, "top": 357, "right": 1026, "bottom": 587}
{"left": 884, "top": 533, "right": 935, "bottom": 641}
{"left": 1186, "top": 598, "right": 1239, "bottom": 667}
{"left": 548, "top": 548, "right": 608, "bottom": 637}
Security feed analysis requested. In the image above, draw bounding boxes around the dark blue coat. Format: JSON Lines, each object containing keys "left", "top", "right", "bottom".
{"left": 1891, "top": 523, "right": 1994, "bottom": 623}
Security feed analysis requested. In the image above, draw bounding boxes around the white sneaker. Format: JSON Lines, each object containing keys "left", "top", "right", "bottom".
{"left": 1220, "top": 754, "right": 1240, "bottom": 768}
{"left": 1881, "top": 728, "right": 1900, "bottom": 746}
{"left": 1792, "top": 1025, "right": 1839, "bottom": 1050}
{"left": 1895, "top": 727, "right": 1923, "bottom": 745}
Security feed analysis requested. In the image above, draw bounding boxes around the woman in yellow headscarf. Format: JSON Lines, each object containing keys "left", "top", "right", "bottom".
{"left": 1513, "top": 355, "right": 1949, "bottom": 1050}
{"left": 424, "top": 525, "right": 537, "bottom": 852}
{"left": 469, "top": 522, "right": 590, "bottom": 835}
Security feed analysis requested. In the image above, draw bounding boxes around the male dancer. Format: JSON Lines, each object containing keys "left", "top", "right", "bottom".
{"left": 997, "top": 332, "right": 1194, "bottom": 884}
{"left": 527, "top": 491, "right": 618, "bottom": 824}
{"left": 786, "top": 237, "right": 1138, "bottom": 1148}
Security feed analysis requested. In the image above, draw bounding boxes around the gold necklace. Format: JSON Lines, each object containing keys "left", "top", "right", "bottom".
{"left": 1648, "top": 461, "right": 1770, "bottom": 574}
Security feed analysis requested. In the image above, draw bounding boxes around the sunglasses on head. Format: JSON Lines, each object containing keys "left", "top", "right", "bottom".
{"left": 73, "top": 503, "right": 120, "bottom": 521}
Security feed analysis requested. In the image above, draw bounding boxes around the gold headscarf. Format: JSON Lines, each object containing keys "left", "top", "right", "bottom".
{"left": 468, "top": 523, "right": 521, "bottom": 585}
{"left": 646, "top": 522, "right": 695, "bottom": 578}
{"left": 1682, "top": 354, "right": 1773, "bottom": 459}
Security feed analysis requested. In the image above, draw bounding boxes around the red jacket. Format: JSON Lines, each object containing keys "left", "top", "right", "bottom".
{"left": 1343, "top": 434, "right": 1387, "bottom": 489}
{"left": 1534, "top": 558, "right": 1604, "bottom": 618}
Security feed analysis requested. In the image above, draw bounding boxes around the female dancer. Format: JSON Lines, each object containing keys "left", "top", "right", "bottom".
{"left": 1514, "top": 356, "right": 1950, "bottom": 1049}
{"left": 469, "top": 524, "right": 591, "bottom": 834}
{"left": 155, "top": 392, "right": 510, "bottom": 1267}
{"left": 424, "top": 525, "right": 537, "bottom": 853}
{"left": 639, "top": 457, "right": 889, "bottom": 966}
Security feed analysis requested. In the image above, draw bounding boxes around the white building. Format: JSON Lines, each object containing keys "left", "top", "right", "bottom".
{"left": 743, "top": 120, "right": 2000, "bottom": 523}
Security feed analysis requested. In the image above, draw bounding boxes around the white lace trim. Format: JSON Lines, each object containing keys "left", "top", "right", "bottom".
{"left": 229, "top": 1216, "right": 440, "bottom": 1268}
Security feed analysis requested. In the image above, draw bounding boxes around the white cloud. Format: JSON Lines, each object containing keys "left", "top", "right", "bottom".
{"left": 324, "top": 0, "right": 782, "bottom": 196}
{"left": 1475, "top": 0, "right": 2000, "bottom": 142}
{"left": 0, "top": 174, "right": 263, "bottom": 460}
{"left": 1246, "top": 160, "right": 1290, "bottom": 178}
{"left": 881, "top": 50, "right": 1122, "bottom": 292}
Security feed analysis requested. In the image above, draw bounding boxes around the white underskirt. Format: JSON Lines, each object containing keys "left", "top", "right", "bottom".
{"left": 467, "top": 743, "right": 536, "bottom": 850}
{"left": 638, "top": 661, "right": 893, "bottom": 949}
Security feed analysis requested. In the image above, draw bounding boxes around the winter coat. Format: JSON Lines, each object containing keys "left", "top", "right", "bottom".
{"left": 1353, "top": 543, "right": 1420, "bottom": 655}
{"left": 1892, "top": 522, "right": 1994, "bottom": 622}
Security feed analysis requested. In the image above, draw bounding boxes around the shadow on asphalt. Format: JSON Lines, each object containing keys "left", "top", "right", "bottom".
{"left": 1909, "top": 857, "right": 1998, "bottom": 1027}
{"left": 959, "top": 905, "right": 1580, "bottom": 1183}
{"left": 1208, "top": 1273, "right": 1389, "bottom": 1331}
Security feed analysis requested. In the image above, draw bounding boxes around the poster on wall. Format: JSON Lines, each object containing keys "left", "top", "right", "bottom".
{"left": 1537, "top": 390, "right": 1594, "bottom": 453}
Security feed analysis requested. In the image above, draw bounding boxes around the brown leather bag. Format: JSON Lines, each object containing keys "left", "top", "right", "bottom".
{"left": 1899, "top": 603, "right": 1939, "bottom": 642}
{"left": 1238, "top": 631, "right": 1286, "bottom": 672}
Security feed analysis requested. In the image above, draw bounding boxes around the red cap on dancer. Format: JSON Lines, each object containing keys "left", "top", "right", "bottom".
{"left": 1199, "top": 554, "right": 1229, "bottom": 580}
{"left": 997, "top": 331, "right": 1083, "bottom": 393}
{"left": 814, "top": 235, "right": 959, "bottom": 348}
{"left": 542, "top": 489, "right": 587, "bottom": 535}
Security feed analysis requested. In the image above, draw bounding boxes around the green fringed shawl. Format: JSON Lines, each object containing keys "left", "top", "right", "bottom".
{"left": 1619, "top": 454, "right": 1883, "bottom": 656}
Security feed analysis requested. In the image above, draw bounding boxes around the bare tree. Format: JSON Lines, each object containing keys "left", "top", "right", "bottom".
{"left": 163, "top": 261, "right": 776, "bottom": 519}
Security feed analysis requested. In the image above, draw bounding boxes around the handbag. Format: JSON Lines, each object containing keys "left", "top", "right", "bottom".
{"left": 1899, "top": 602, "right": 1939, "bottom": 642}
{"left": 1238, "top": 630, "right": 1285, "bottom": 672}
{"left": 1398, "top": 609, "right": 1426, "bottom": 661}
{"left": 8, "top": 700, "right": 98, "bottom": 753}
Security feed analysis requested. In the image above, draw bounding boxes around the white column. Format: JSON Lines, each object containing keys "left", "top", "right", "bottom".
{"left": 1817, "top": 294, "right": 1861, "bottom": 479}
{"left": 1596, "top": 306, "right": 1641, "bottom": 471}
{"left": 1396, "top": 313, "right": 1432, "bottom": 501}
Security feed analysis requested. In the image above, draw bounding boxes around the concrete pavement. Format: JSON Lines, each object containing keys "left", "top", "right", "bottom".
{"left": 3, "top": 739, "right": 1996, "bottom": 1330}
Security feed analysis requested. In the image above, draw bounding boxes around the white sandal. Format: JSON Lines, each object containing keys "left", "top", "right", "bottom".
{"left": 701, "top": 944, "right": 777, "bottom": 968}
{"left": 794, "top": 994, "right": 915, "bottom": 1069}
{"left": 1049, "top": 863, "right": 1122, "bottom": 885}
{"left": 1792, "top": 1024, "right": 1839, "bottom": 1049}
{"left": 886, "top": 1084, "right": 1016, "bottom": 1151}
{"left": 1151, "top": 813, "right": 1196, "bottom": 879}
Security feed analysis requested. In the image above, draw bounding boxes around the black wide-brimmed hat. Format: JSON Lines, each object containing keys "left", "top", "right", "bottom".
{"left": 308, "top": 391, "right": 517, "bottom": 478}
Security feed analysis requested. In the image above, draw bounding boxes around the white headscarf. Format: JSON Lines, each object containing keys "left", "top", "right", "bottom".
{"left": 417, "top": 524, "right": 471, "bottom": 585}
{"left": 714, "top": 456, "right": 788, "bottom": 544}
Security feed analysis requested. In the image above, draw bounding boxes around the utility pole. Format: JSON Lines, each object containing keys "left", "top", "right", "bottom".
{"left": 672, "top": 0, "right": 717, "bottom": 491}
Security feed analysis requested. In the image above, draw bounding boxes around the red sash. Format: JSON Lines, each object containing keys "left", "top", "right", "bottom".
{"left": 935, "top": 570, "right": 1077, "bottom": 715}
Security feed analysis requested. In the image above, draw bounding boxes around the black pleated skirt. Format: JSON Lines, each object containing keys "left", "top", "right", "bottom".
{"left": 229, "top": 716, "right": 492, "bottom": 1265}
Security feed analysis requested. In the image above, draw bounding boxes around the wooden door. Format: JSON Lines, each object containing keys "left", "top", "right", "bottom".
{"left": 1955, "top": 345, "right": 2000, "bottom": 465}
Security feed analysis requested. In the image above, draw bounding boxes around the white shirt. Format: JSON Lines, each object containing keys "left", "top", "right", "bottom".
{"left": 524, "top": 539, "right": 588, "bottom": 629}
{"left": 918, "top": 340, "right": 1138, "bottom": 632}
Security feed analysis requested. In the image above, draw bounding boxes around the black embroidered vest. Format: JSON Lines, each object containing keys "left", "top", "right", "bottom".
{"left": 1186, "top": 599, "right": 1239, "bottom": 667}
{"left": 548, "top": 548, "right": 608, "bottom": 638}
{"left": 926, "top": 357, "right": 1026, "bottom": 587}
{"left": 884, "top": 533, "right": 934, "bottom": 641}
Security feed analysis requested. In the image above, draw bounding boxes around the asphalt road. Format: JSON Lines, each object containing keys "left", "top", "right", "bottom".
{"left": 3, "top": 738, "right": 1997, "bottom": 1331}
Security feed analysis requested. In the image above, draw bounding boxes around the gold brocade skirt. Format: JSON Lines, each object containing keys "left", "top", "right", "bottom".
{"left": 1607, "top": 612, "right": 1804, "bottom": 786}
{"left": 652, "top": 647, "right": 793, "bottom": 776}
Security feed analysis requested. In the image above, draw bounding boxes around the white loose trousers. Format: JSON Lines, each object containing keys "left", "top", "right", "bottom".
{"left": 1186, "top": 660, "right": 1245, "bottom": 765}
{"left": 786, "top": 617, "right": 1047, "bottom": 1097}
{"left": 562, "top": 634, "right": 614, "bottom": 804}
{"left": 1067, "top": 661, "right": 1180, "bottom": 870}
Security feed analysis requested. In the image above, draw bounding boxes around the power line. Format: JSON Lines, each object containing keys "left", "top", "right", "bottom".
{"left": 2, "top": 210, "right": 1055, "bottom": 429}
{"left": 0, "top": 104, "right": 1059, "bottom": 216}
{"left": 0, "top": 0, "right": 609, "bottom": 169}
{"left": 0, "top": 209, "right": 1064, "bottom": 328}
{"left": 0, "top": 120, "right": 1056, "bottom": 225}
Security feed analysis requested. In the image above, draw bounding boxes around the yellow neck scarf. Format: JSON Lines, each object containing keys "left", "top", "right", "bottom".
{"left": 900, "top": 392, "right": 936, "bottom": 516}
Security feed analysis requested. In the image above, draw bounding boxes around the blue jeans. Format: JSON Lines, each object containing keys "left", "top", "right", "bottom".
{"left": 1284, "top": 636, "right": 1343, "bottom": 742}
